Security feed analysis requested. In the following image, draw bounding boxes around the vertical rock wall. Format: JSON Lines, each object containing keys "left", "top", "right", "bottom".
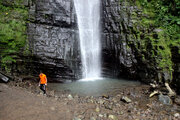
{"left": 101, "top": 0, "right": 159, "bottom": 83}
{"left": 28, "top": 0, "right": 81, "bottom": 82}
{"left": 101, "top": 0, "right": 138, "bottom": 79}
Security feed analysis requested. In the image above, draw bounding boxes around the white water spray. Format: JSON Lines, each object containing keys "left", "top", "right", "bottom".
{"left": 74, "top": 0, "right": 101, "bottom": 80}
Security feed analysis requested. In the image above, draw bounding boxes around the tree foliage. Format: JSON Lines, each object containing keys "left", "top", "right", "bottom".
{"left": 136, "top": 0, "right": 180, "bottom": 44}
{"left": 134, "top": 0, "right": 180, "bottom": 81}
{"left": 0, "top": 1, "right": 28, "bottom": 71}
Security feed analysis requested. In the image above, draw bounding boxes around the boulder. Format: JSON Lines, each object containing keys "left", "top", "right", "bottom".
{"left": 158, "top": 94, "right": 172, "bottom": 105}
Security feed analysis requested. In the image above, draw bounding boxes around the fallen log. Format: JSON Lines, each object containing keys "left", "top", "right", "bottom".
{"left": 149, "top": 90, "right": 159, "bottom": 98}
{"left": 165, "top": 83, "right": 176, "bottom": 97}
{"left": 0, "top": 71, "right": 13, "bottom": 83}
{"left": 0, "top": 73, "right": 9, "bottom": 82}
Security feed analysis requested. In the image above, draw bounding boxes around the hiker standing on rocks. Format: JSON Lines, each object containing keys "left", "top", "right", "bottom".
{"left": 39, "top": 73, "right": 47, "bottom": 95}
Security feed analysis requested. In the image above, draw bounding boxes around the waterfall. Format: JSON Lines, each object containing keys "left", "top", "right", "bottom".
{"left": 74, "top": 0, "right": 101, "bottom": 80}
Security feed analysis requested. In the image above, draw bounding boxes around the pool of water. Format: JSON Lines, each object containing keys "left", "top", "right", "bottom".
{"left": 48, "top": 78, "right": 141, "bottom": 96}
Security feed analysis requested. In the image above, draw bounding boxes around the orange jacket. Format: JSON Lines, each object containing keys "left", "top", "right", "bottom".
{"left": 39, "top": 73, "right": 47, "bottom": 85}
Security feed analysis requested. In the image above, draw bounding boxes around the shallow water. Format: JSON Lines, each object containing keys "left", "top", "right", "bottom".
{"left": 48, "top": 78, "right": 141, "bottom": 96}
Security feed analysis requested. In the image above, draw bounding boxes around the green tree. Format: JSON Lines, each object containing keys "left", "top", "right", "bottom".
{"left": 0, "top": 2, "right": 28, "bottom": 72}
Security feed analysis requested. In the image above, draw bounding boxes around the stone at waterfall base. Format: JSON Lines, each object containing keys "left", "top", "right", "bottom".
{"left": 158, "top": 94, "right": 172, "bottom": 105}
{"left": 108, "top": 115, "right": 118, "bottom": 120}
{"left": 121, "top": 96, "right": 132, "bottom": 103}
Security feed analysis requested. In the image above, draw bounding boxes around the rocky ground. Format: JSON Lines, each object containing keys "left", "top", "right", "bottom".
{"left": 0, "top": 80, "right": 180, "bottom": 120}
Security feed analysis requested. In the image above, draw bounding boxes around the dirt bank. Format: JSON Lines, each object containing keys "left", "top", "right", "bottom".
{"left": 0, "top": 81, "right": 180, "bottom": 120}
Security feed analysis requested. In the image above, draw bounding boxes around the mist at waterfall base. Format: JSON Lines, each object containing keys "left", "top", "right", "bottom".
{"left": 48, "top": 78, "right": 141, "bottom": 96}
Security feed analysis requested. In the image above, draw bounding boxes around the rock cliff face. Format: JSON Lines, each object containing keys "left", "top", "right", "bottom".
{"left": 28, "top": 0, "right": 81, "bottom": 82}
{"left": 101, "top": 0, "right": 156, "bottom": 82}
{"left": 26, "top": 0, "right": 179, "bottom": 84}
{"left": 101, "top": 0, "right": 180, "bottom": 85}
{"left": 27, "top": 0, "right": 157, "bottom": 82}
{"left": 101, "top": 0, "right": 137, "bottom": 78}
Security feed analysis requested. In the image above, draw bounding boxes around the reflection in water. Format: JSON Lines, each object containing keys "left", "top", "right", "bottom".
{"left": 48, "top": 78, "right": 141, "bottom": 96}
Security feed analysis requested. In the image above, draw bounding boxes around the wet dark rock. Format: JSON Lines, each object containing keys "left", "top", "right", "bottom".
{"left": 101, "top": 0, "right": 159, "bottom": 83}
{"left": 20, "top": 0, "right": 81, "bottom": 82}
{"left": 27, "top": 23, "right": 81, "bottom": 81}
{"left": 158, "top": 94, "right": 172, "bottom": 105}
{"left": 171, "top": 46, "right": 180, "bottom": 92}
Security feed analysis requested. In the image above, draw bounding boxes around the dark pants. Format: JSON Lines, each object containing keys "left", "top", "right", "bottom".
{"left": 40, "top": 84, "right": 46, "bottom": 94}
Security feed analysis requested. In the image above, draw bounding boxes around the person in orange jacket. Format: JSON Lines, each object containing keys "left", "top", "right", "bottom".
{"left": 39, "top": 73, "right": 47, "bottom": 94}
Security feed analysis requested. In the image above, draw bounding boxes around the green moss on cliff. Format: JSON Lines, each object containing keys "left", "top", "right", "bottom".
{"left": 119, "top": 0, "right": 180, "bottom": 82}
{"left": 132, "top": 0, "right": 180, "bottom": 81}
{"left": 0, "top": 1, "right": 28, "bottom": 72}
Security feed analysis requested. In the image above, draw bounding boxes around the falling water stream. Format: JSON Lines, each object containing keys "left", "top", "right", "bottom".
{"left": 74, "top": 0, "right": 101, "bottom": 80}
